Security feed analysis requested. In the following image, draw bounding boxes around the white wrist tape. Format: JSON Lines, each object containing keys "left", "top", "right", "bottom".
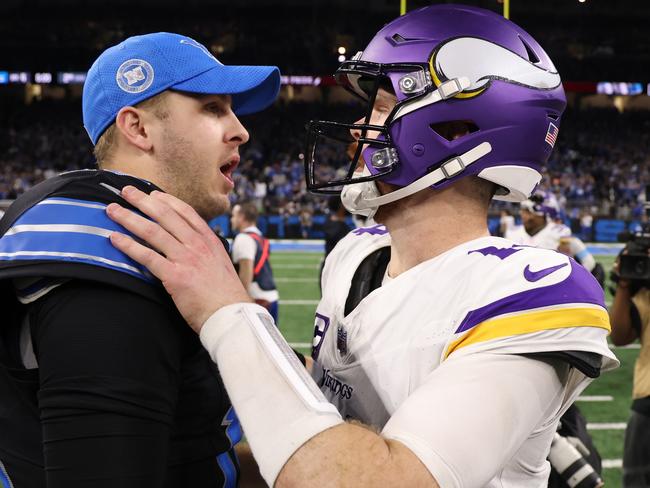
{"left": 200, "top": 303, "right": 343, "bottom": 485}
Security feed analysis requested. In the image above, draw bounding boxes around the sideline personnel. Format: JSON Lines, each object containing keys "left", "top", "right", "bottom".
{"left": 230, "top": 202, "right": 279, "bottom": 322}
{"left": 610, "top": 249, "right": 650, "bottom": 487}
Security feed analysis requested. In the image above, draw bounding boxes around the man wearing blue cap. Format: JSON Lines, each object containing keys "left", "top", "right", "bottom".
{"left": 0, "top": 33, "right": 279, "bottom": 487}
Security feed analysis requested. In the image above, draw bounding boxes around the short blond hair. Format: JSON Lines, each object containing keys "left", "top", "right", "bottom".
{"left": 94, "top": 91, "right": 170, "bottom": 167}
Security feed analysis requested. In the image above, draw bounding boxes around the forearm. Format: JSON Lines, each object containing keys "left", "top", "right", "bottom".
{"left": 238, "top": 259, "right": 254, "bottom": 289}
{"left": 277, "top": 423, "right": 436, "bottom": 488}
{"left": 200, "top": 303, "right": 343, "bottom": 484}
{"left": 199, "top": 303, "right": 436, "bottom": 487}
{"left": 609, "top": 285, "right": 637, "bottom": 345}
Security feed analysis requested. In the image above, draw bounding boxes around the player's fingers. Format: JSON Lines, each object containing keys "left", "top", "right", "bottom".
{"left": 119, "top": 186, "right": 200, "bottom": 248}
{"left": 106, "top": 202, "right": 184, "bottom": 258}
{"left": 110, "top": 231, "right": 171, "bottom": 279}
{"left": 151, "top": 191, "right": 222, "bottom": 246}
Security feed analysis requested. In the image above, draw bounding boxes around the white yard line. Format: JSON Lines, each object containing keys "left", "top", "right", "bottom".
{"left": 272, "top": 258, "right": 322, "bottom": 262}
{"left": 273, "top": 264, "right": 320, "bottom": 269}
{"left": 576, "top": 395, "right": 613, "bottom": 402}
{"left": 609, "top": 343, "right": 640, "bottom": 349}
{"left": 280, "top": 300, "right": 319, "bottom": 305}
{"left": 288, "top": 342, "right": 312, "bottom": 349}
{"left": 587, "top": 422, "right": 627, "bottom": 430}
{"left": 602, "top": 459, "right": 623, "bottom": 469}
{"left": 275, "top": 278, "right": 318, "bottom": 283}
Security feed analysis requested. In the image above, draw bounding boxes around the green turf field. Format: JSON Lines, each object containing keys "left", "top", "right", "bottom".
{"left": 271, "top": 251, "right": 631, "bottom": 487}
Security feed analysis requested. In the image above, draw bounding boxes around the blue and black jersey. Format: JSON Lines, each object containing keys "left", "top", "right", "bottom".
{"left": 0, "top": 170, "right": 240, "bottom": 488}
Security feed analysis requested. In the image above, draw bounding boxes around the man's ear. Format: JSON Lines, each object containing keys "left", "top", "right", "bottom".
{"left": 114, "top": 106, "right": 154, "bottom": 152}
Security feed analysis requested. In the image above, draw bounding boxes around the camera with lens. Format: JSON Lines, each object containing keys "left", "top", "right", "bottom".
{"left": 617, "top": 184, "right": 650, "bottom": 284}
{"left": 548, "top": 433, "right": 603, "bottom": 488}
{"left": 618, "top": 227, "right": 650, "bottom": 282}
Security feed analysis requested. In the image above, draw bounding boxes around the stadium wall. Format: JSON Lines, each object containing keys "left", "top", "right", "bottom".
{"left": 209, "top": 214, "right": 639, "bottom": 243}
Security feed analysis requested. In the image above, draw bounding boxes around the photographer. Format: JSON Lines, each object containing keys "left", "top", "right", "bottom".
{"left": 609, "top": 247, "right": 650, "bottom": 488}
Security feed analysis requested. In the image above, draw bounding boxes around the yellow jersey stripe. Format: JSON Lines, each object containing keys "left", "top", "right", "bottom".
{"left": 445, "top": 306, "right": 610, "bottom": 359}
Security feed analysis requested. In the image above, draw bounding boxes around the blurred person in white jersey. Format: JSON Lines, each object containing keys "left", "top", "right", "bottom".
{"left": 506, "top": 190, "right": 606, "bottom": 287}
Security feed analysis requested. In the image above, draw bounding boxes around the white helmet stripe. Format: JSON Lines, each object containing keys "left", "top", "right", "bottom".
{"left": 435, "top": 37, "right": 561, "bottom": 91}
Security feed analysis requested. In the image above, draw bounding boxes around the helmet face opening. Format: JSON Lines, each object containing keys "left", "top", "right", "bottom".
{"left": 305, "top": 59, "right": 435, "bottom": 194}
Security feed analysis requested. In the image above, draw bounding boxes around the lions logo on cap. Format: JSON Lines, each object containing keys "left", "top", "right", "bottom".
{"left": 116, "top": 59, "right": 154, "bottom": 94}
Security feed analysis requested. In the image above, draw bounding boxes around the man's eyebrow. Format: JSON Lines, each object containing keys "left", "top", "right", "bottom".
{"left": 185, "top": 92, "right": 231, "bottom": 105}
{"left": 204, "top": 95, "right": 231, "bottom": 104}
{"left": 376, "top": 91, "right": 398, "bottom": 103}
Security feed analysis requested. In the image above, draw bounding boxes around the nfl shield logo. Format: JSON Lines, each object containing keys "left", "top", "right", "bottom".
{"left": 337, "top": 326, "right": 348, "bottom": 355}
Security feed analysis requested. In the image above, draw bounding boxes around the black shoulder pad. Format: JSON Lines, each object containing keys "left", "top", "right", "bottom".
{"left": 344, "top": 246, "right": 391, "bottom": 316}
{"left": 522, "top": 350, "right": 603, "bottom": 378}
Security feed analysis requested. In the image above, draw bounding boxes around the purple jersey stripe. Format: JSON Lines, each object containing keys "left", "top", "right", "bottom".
{"left": 455, "top": 259, "right": 605, "bottom": 334}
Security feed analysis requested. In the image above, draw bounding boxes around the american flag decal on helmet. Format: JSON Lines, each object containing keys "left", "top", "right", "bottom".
{"left": 545, "top": 122, "right": 559, "bottom": 147}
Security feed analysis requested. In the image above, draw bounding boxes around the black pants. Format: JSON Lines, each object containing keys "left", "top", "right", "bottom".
{"left": 624, "top": 409, "right": 650, "bottom": 488}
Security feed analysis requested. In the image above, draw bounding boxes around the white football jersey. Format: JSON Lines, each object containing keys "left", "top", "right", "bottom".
{"left": 312, "top": 224, "right": 617, "bottom": 487}
{"left": 505, "top": 221, "right": 571, "bottom": 250}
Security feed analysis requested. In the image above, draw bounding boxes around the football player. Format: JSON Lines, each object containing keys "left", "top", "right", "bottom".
{"left": 107, "top": 6, "right": 619, "bottom": 487}
{"left": 506, "top": 191, "right": 606, "bottom": 287}
{"left": 0, "top": 33, "right": 279, "bottom": 487}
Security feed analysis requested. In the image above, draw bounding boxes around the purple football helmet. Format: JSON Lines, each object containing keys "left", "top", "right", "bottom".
{"left": 521, "top": 190, "right": 561, "bottom": 220}
{"left": 305, "top": 4, "right": 566, "bottom": 217}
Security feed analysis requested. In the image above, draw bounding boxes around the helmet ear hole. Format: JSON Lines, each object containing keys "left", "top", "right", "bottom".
{"left": 518, "top": 35, "right": 541, "bottom": 64}
{"left": 430, "top": 120, "right": 479, "bottom": 141}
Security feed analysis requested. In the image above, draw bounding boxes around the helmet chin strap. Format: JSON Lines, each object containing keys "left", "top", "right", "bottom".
{"left": 341, "top": 141, "right": 492, "bottom": 219}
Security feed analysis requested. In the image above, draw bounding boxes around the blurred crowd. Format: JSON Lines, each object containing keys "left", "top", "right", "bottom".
{"left": 0, "top": 100, "right": 648, "bottom": 227}
{"left": 2, "top": 2, "right": 650, "bottom": 80}
{"left": 538, "top": 108, "right": 650, "bottom": 222}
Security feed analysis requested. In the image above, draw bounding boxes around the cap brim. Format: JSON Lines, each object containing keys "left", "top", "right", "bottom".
{"left": 172, "top": 64, "right": 280, "bottom": 115}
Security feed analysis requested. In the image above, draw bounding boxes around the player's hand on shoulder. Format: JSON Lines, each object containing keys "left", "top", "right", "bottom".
{"left": 106, "top": 186, "right": 251, "bottom": 333}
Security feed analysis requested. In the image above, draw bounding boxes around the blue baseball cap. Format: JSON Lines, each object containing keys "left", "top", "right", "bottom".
{"left": 82, "top": 32, "right": 281, "bottom": 144}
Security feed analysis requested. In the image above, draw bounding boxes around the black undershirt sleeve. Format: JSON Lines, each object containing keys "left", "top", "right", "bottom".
{"left": 30, "top": 281, "right": 183, "bottom": 488}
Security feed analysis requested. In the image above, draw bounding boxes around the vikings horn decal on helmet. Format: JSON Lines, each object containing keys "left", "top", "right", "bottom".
{"left": 305, "top": 4, "right": 566, "bottom": 218}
